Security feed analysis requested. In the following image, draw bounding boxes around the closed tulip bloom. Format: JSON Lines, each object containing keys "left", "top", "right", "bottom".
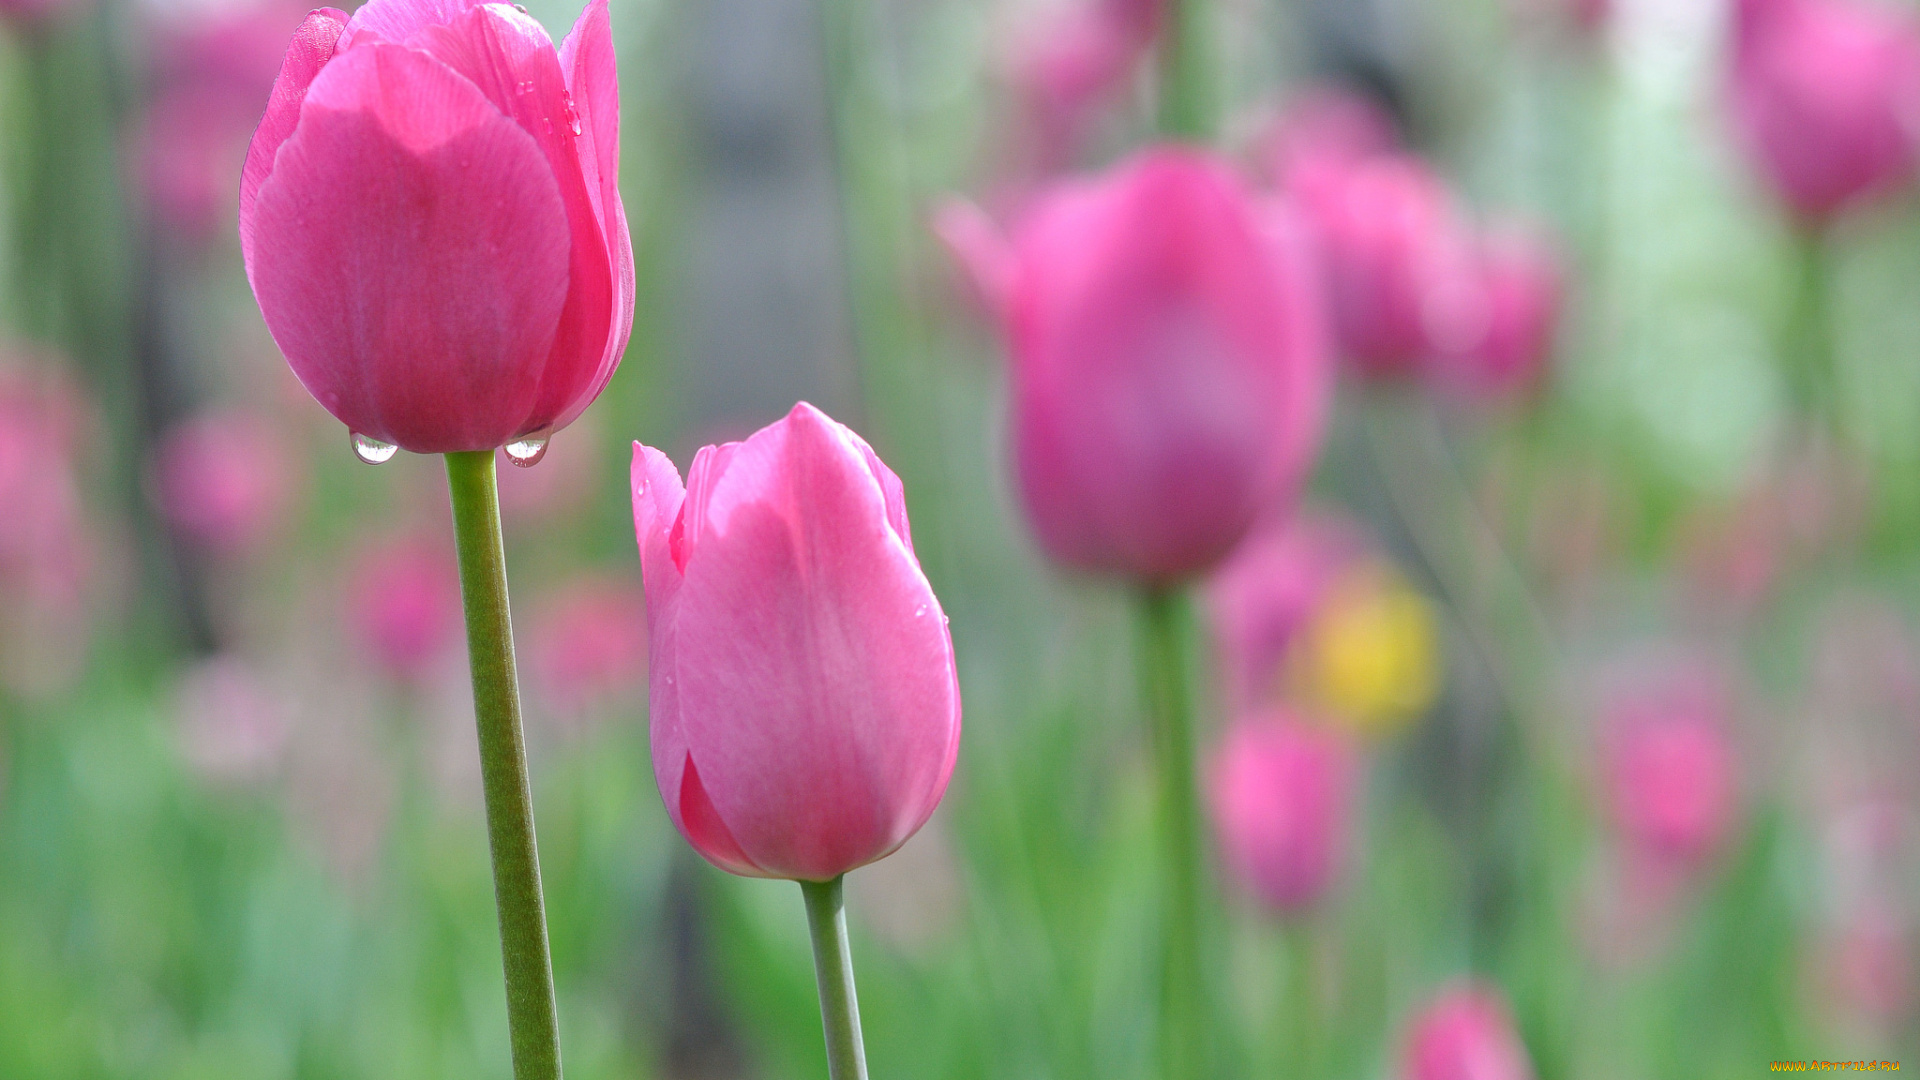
{"left": 1431, "top": 224, "right": 1564, "bottom": 403}
{"left": 1401, "top": 983, "right": 1537, "bottom": 1080}
{"left": 1601, "top": 667, "right": 1740, "bottom": 871}
{"left": 1208, "top": 713, "right": 1357, "bottom": 914}
{"left": 941, "top": 147, "right": 1330, "bottom": 583}
{"left": 1729, "top": 0, "right": 1920, "bottom": 222}
{"left": 632, "top": 403, "right": 962, "bottom": 882}
{"left": 240, "top": 0, "right": 634, "bottom": 454}
{"left": 1293, "top": 153, "right": 1481, "bottom": 379}
{"left": 153, "top": 409, "right": 299, "bottom": 555}
{"left": 344, "top": 533, "right": 463, "bottom": 681}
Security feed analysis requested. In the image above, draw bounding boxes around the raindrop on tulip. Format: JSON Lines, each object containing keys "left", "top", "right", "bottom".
{"left": 505, "top": 431, "right": 552, "bottom": 468}
{"left": 564, "top": 95, "right": 583, "bottom": 136}
{"left": 350, "top": 431, "right": 398, "bottom": 465}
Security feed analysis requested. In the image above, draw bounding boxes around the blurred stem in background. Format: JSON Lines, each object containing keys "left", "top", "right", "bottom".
{"left": 801, "top": 875, "right": 870, "bottom": 1080}
{"left": 444, "top": 450, "right": 563, "bottom": 1080}
{"left": 1786, "top": 228, "right": 1836, "bottom": 442}
{"left": 1135, "top": 588, "right": 1208, "bottom": 1080}
{"left": 1156, "top": 0, "right": 1209, "bottom": 139}
{"left": 1282, "top": 922, "right": 1318, "bottom": 1080}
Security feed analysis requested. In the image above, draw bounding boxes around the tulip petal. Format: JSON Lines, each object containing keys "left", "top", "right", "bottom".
{"left": 677, "top": 757, "right": 766, "bottom": 877}
{"left": 238, "top": 8, "right": 348, "bottom": 271}
{"left": 931, "top": 197, "right": 1015, "bottom": 320}
{"left": 632, "top": 442, "right": 689, "bottom": 832}
{"left": 672, "top": 403, "right": 960, "bottom": 880}
{"left": 248, "top": 41, "right": 570, "bottom": 452}
{"left": 412, "top": 3, "right": 615, "bottom": 437}
{"left": 337, "top": 0, "right": 484, "bottom": 51}
{"left": 554, "top": 0, "right": 635, "bottom": 430}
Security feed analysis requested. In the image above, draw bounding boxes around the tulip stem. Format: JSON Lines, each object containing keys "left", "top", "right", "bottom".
{"left": 444, "top": 449, "right": 563, "bottom": 1080}
{"left": 1787, "top": 227, "right": 1835, "bottom": 436}
{"left": 1156, "top": 0, "right": 1210, "bottom": 140}
{"left": 800, "top": 875, "right": 870, "bottom": 1080}
{"left": 1135, "top": 587, "right": 1207, "bottom": 1080}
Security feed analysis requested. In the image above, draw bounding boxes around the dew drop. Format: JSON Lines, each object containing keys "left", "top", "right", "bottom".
{"left": 912, "top": 604, "right": 928, "bottom": 618}
{"left": 562, "top": 94, "right": 582, "bottom": 135}
{"left": 350, "top": 431, "right": 398, "bottom": 465}
{"left": 512, "top": 2, "right": 527, "bottom": 11}
{"left": 542, "top": 117, "right": 553, "bottom": 135}
{"left": 504, "top": 429, "right": 551, "bottom": 467}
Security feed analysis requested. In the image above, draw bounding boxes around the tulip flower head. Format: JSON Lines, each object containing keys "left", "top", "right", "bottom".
{"left": 1291, "top": 152, "right": 1482, "bottom": 380}
{"left": 1600, "top": 666, "right": 1741, "bottom": 875}
{"left": 1430, "top": 223, "right": 1564, "bottom": 405}
{"left": 344, "top": 532, "right": 463, "bottom": 682}
{"left": 940, "top": 147, "right": 1331, "bottom": 583}
{"left": 153, "top": 409, "right": 299, "bottom": 556}
{"left": 1401, "top": 982, "right": 1537, "bottom": 1080}
{"left": 632, "top": 403, "right": 962, "bottom": 882}
{"left": 1208, "top": 713, "right": 1357, "bottom": 914}
{"left": 1729, "top": 0, "right": 1920, "bottom": 223}
{"left": 240, "top": 0, "right": 634, "bottom": 456}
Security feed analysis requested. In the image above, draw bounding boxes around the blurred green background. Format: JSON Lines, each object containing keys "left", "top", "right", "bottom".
{"left": 1, "top": 0, "right": 1918, "bottom": 1075}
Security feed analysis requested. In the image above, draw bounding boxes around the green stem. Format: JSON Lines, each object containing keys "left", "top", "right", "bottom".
{"left": 1135, "top": 588, "right": 1206, "bottom": 1080}
{"left": 1155, "top": 0, "right": 1210, "bottom": 140}
{"left": 444, "top": 450, "right": 562, "bottom": 1080}
{"left": 1282, "top": 921, "right": 1316, "bottom": 1080}
{"left": 800, "top": 876, "right": 870, "bottom": 1080}
{"left": 1786, "top": 227, "right": 1834, "bottom": 437}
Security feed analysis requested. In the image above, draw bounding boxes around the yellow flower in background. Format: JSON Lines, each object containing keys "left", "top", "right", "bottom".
{"left": 1291, "top": 565, "right": 1439, "bottom": 739}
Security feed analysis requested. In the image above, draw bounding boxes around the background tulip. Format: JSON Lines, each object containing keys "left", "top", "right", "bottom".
{"left": 1401, "top": 982, "right": 1537, "bottom": 1080}
{"left": 1601, "top": 666, "right": 1741, "bottom": 874}
{"left": 240, "top": 0, "right": 634, "bottom": 455}
{"left": 1729, "top": 0, "right": 1920, "bottom": 223}
{"left": 632, "top": 402, "right": 961, "bottom": 883}
{"left": 152, "top": 409, "right": 298, "bottom": 556}
{"left": 343, "top": 532, "right": 463, "bottom": 683}
{"left": 1208, "top": 714, "right": 1356, "bottom": 914}
{"left": 1430, "top": 224, "right": 1563, "bottom": 404}
{"left": 946, "top": 146, "right": 1330, "bottom": 583}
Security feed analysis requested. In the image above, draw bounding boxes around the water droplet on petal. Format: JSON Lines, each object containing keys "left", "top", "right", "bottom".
{"left": 504, "top": 429, "right": 551, "bottom": 467}
{"left": 913, "top": 604, "right": 928, "bottom": 618}
{"left": 562, "top": 94, "right": 582, "bottom": 135}
{"left": 542, "top": 117, "right": 552, "bottom": 135}
{"left": 350, "top": 431, "right": 398, "bottom": 465}
{"left": 512, "top": 3, "right": 527, "bottom": 11}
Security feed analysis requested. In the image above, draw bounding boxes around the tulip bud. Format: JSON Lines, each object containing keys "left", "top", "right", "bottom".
{"left": 940, "top": 147, "right": 1330, "bottom": 583}
{"left": 1291, "top": 153, "right": 1481, "bottom": 379}
{"left": 344, "top": 532, "right": 463, "bottom": 682}
{"left": 1729, "top": 0, "right": 1920, "bottom": 223}
{"left": 153, "top": 409, "right": 299, "bottom": 556}
{"left": 1601, "top": 666, "right": 1740, "bottom": 873}
{"left": 1429, "top": 224, "right": 1564, "bottom": 404}
{"left": 631, "top": 403, "right": 962, "bottom": 882}
{"left": 240, "top": 0, "right": 635, "bottom": 455}
{"left": 1206, "top": 511, "right": 1366, "bottom": 715}
{"left": 1207, "top": 713, "right": 1357, "bottom": 914}
{"left": 1401, "top": 982, "right": 1537, "bottom": 1080}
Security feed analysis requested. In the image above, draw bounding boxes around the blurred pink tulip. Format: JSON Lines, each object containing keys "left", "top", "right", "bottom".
{"left": 632, "top": 403, "right": 962, "bottom": 881}
{"left": 1292, "top": 153, "right": 1481, "bottom": 379}
{"left": 1260, "top": 89, "right": 1399, "bottom": 208}
{"left": 527, "top": 575, "right": 647, "bottom": 717}
{"left": 0, "top": 0, "right": 82, "bottom": 27}
{"left": 153, "top": 409, "right": 298, "bottom": 555}
{"left": 1431, "top": 224, "right": 1564, "bottom": 403}
{"left": 1006, "top": 0, "right": 1160, "bottom": 170}
{"left": 240, "top": 0, "right": 634, "bottom": 454}
{"left": 1208, "top": 713, "right": 1357, "bottom": 914}
{"left": 940, "top": 147, "right": 1331, "bottom": 583}
{"left": 1729, "top": 0, "right": 1920, "bottom": 222}
{"left": 174, "top": 655, "right": 293, "bottom": 786}
{"left": 1206, "top": 510, "right": 1366, "bottom": 714}
{"left": 1401, "top": 982, "right": 1537, "bottom": 1080}
{"left": 1601, "top": 666, "right": 1741, "bottom": 873}
{"left": 344, "top": 532, "right": 462, "bottom": 681}
{"left": 0, "top": 363, "right": 92, "bottom": 615}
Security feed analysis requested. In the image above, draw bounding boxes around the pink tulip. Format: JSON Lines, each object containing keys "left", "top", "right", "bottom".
{"left": 0, "top": 363, "right": 91, "bottom": 615}
{"left": 1006, "top": 0, "right": 1160, "bottom": 170}
{"left": 1260, "top": 89, "right": 1400, "bottom": 209}
{"left": 1205, "top": 510, "right": 1367, "bottom": 714}
{"left": 940, "top": 147, "right": 1331, "bottom": 583}
{"left": 1291, "top": 153, "right": 1482, "bottom": 379}
{"left": 1208, "top": 713, "right": 1357, "bottom": 913}
{"left": 1601, "top": 666, "right": 1740, "bottom": 872}
{"left": 153, "top": 409, "right": 298, "bottom": 555}
{"left": 344, "top": 532, "right": 462, "bottom": 681}
{"left": 1729, "top": 0, "right": 1920, "bottom": 222}
{"left": 240, "top": 0, "right": 634, "bottom": 454}
{"left": 1430, "top": 224, "right": 1564, "bottom": 403}
{"left": 527, "top": 575, "right": 647, "bottom": 716}
{"left": 632, "top": 402, "right": 962, "bottom": 881}
{"left": 1401, "top": 982, "right": 1537, "bottom": 1080}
